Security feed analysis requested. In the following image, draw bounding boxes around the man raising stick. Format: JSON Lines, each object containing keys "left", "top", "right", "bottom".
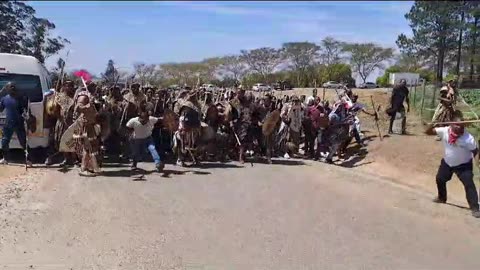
{"left": 425, "top": 113, "right": 480, "bottom": 218}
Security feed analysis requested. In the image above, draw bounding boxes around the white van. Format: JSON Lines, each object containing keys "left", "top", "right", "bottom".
{"left": 0, "top": 53, "right": 53, "bottom": 149}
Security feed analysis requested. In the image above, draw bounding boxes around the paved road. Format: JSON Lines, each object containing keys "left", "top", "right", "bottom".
{"left": 0, "top": 160, "right": 480, "bottom": 269}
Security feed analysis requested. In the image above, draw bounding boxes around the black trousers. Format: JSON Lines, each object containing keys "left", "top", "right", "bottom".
{"left": 436, "top": 159, "right": 479, "bottom": 210}
{"left": 304, "top": 130, "right": 317, "bottom": 158}
{"left": 388, "top": 107, "right": 406, "bottom": 133}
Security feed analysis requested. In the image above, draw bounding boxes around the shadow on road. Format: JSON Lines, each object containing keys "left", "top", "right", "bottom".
{"left": 196, "top": 162, "right": 243, "bottom": 169}
{"left": 101, "top": 168, "right": 155, "bottom": 179}
{"left": 446, "top": 202, "right": 470, "bottom": 211}
{"left": 272, "top": 159, "right": 306, "bottom": 166}
{"left": 337, "top": 144, "right": 370, "bottom": 168}
{"left": 253, "top": 158, "right": 306, "bottom": 166}
{"left": 161, "top": 169, "right": 211, "bottom": 178}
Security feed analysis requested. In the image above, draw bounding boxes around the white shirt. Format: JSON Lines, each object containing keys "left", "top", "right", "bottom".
{"left": 126, "top": 116, "right": 158, "bottom": 139}
{"left": 435, "top": 126, "right": 477, "bottom": 167}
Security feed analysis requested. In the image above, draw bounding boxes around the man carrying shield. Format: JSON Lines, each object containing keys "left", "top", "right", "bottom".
{"left": 45, "top": 80, "right": 76, "bottom": 166}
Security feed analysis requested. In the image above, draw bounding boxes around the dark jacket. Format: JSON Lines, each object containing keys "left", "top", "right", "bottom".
{"left": 0, "top": 94, "right": 27, "bottom": 126}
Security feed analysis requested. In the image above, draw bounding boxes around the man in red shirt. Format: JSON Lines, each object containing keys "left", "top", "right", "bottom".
{"left": 304, "top": 97, "right": 327, "bottom": 159}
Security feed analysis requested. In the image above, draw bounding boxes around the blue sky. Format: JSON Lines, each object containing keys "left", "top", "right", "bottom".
{"left": 30, "top": 1, "right": 414, "bottom": 78}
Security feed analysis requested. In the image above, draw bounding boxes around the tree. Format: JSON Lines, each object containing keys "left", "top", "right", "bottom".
{"left": 0, "top": 1, "right": 68, "bottom": 62}
{"left": 455, "top": 1, "right": 467, "bottom": 76}
{"left": 101, "top": 60, "right": 117, "bottom": 84}
{"left": 21, "top": 17, "right": 69, "bottom": 63}
{"left": 281, "top": 42, "right": 320, "bottom": 86}
{"left": 319, "top": 37, "right": 347, "bottom": 81}
{"left": 463, "top": 1, "right": 480, "bottom": 79}
{"left": 395, "top": 53, "right": 423, "bottom": 71}
{"left": 218, "top": 55, "right": 248, "bottom": 82}
{"left": 0, "top": 1, "right": 35, "bottom": 54}
{"left": 320, "top": 37, "right": 345, "bottom": 65}
{"left": 343, "top": 43, "right": 394, "bottom": 84}
{"left": 200, "top": 57, "right": 223, "bottom": 83}
{"left": 133, "top": 62, "right": 157, "bottom": 86}
{"left": 240, "top": 47, "right": 283, "bottom": 81}
{"left": 397, "top": 1, "right": 464, "bottom": 84}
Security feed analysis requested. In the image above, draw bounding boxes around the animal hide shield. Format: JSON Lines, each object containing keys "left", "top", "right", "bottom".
{"left": 262, "top": 109, "right": 280, "bottom": 136}
{"left": 59, "top": 121, "right": 79, "bottom": 153}
{"left": 223, "top": 102, "right": 237, "bottom": 123}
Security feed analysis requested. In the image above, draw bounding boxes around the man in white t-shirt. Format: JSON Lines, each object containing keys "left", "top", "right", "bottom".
{"left": 426, "top": 115, "right": 480, "bottom": 218}
{"left": 126, "top": 109, "right": 164, "bottom": 172}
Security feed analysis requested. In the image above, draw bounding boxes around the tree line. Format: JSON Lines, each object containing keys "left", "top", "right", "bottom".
{"left": 91, "top": 39, "right": 395, "bottom": 89}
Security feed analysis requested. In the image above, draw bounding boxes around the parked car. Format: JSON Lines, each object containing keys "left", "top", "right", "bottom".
{"left": 273, "top": 81, "right": 293, "bottom": 90}
{"left": 358, "top": 82, "right": 378, "bottom": 89}
{"left": 322, "top": 81, "right": 344, "bottom": 89}
{"left": 252, "top": 83, "right": 270, "bottom": 92}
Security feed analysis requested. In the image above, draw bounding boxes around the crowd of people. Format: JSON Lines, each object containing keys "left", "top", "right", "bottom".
{"left": 0, "top": 79, "right": 381, "bottom": 176}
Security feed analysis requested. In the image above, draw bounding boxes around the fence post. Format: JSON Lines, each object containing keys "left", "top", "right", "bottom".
{"left": 413, "top": 82, "right": 417, "bottom": 107}
{"left": 431, "top": 82, "right": 437, "bottom": 109}
{"left": 420, "top": 81, "right": 426, "bottom": 118}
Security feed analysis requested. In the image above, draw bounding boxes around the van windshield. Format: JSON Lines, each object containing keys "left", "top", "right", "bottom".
{"left": 0, "top": 73, "right": 43, "bottom": 103}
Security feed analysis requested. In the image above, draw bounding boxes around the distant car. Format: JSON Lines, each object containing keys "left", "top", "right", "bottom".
{"left": 252, "top": 83, "right": 270, "bottom": 92}
{"left": 273, "top": 81, "right": 293, "bottom": 90}
{"left": 358, "top": 82, "right": 378, "bottom": 89}
{"left": 322, "top": 81, "right": 344, "bottom": 89}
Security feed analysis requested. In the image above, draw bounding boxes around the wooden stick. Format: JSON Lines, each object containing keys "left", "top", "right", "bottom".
{"left": 430, "top": 119, "right": 480, "bottom": 125}
{"left": 55, "top": 50, "right": 70, "bottom": 91}
{"left": 370, "top": 95, "right": 383, "bottom": 141}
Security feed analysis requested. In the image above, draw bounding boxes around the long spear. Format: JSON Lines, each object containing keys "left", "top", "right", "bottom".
{"left": 23, "top": 98, "right": 31, "bottom": 171}
{"left": 370, "top": 95, "right": 383, "bottom": 141}
{"left": 55, "top": 50, "right": 70, "bottom": 91}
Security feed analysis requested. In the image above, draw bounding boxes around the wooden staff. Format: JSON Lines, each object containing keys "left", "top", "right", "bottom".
{"left": 153, "top": 96, "right": 160, "bottom": 116}
{"left": 23, "top": 98, "right": 31, "bottom": 171}
{"left": 55, "top": 50, "right": 70, "bottom": 91}
{"left": 118, "top": 102, "right": 130, "bottom": 132}
{"left": 370, "top": 95, "right": 383, "bottom": 141}
{"left": 112, "top": 74, "right": 120, "bottom": 90}
{"left": 429, "top": 119, "right": 480, "bottom": 125}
